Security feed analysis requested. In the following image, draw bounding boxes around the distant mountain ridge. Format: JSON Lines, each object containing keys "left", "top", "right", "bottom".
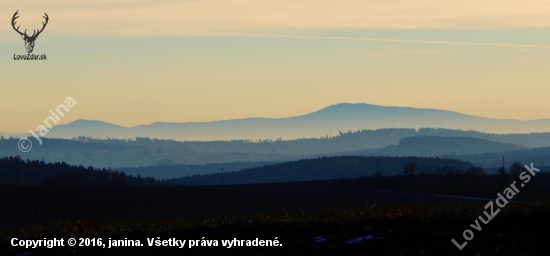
{"left": 3, "top": 103, "right": 550, "bottom": 141}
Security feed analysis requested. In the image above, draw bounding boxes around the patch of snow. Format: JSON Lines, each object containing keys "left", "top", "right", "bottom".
{"left": 314, "top": 236, "right": 329, "bottom": 243}
{"left": 346, "top": 235, "right": 374, "bottom": 244}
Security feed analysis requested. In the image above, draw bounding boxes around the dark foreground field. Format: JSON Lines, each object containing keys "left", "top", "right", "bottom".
{"left": 0, "top": 180, "right": 489, "bottom": 227}
{"left": 1, "top": 180, "right": 549, "bottom": 255}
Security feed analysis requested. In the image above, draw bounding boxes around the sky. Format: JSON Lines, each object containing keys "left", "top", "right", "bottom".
{"left": 1, "top": 0, "right": 550, "bottom": 133}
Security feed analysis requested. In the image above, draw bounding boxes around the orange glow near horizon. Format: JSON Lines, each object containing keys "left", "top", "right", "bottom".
{"left": 1, "top": 0, "right": 549, "bottom": 133}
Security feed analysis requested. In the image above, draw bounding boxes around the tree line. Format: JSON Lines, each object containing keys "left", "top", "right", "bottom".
{"left": 0, "top": 156, "right": 176, "bottom": 187}
{"left": 177, "top": 156, "right": 474, "bottom": 186}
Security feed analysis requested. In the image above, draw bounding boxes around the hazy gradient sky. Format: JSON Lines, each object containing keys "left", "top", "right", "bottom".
{"left": 1, "top": 0, "right": 550, "bottom": 133}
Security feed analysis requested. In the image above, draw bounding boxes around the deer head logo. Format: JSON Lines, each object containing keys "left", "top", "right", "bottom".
{"left": 11, "top": 11, "right": 49, "bottom": 53}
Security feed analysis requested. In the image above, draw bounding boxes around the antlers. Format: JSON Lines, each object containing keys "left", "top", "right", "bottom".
{"left": 35, "top": 13, "right": 49, "bottom": 38}
{"left": 11, "top": 10, "right": 49, "bottom": 39}
{"left": 11, "top": 11, "right": 25, "bottom": 37}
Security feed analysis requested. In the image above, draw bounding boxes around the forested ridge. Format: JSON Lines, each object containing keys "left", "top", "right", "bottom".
{"left": 177, "top": 156, "right": 474, "bottom": 185}
{"left": 0, "top": 156, "right": 175, "bottom": 187}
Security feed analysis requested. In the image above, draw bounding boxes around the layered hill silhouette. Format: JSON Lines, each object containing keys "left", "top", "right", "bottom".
{"left": 4, "top": 103, "right": 550, "bottom": 141}
{"left": 330, "top": 136, "right": 526, "bottom": 157}
{"left": 2, "top": 133, "right": 545, "bottom": 177}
